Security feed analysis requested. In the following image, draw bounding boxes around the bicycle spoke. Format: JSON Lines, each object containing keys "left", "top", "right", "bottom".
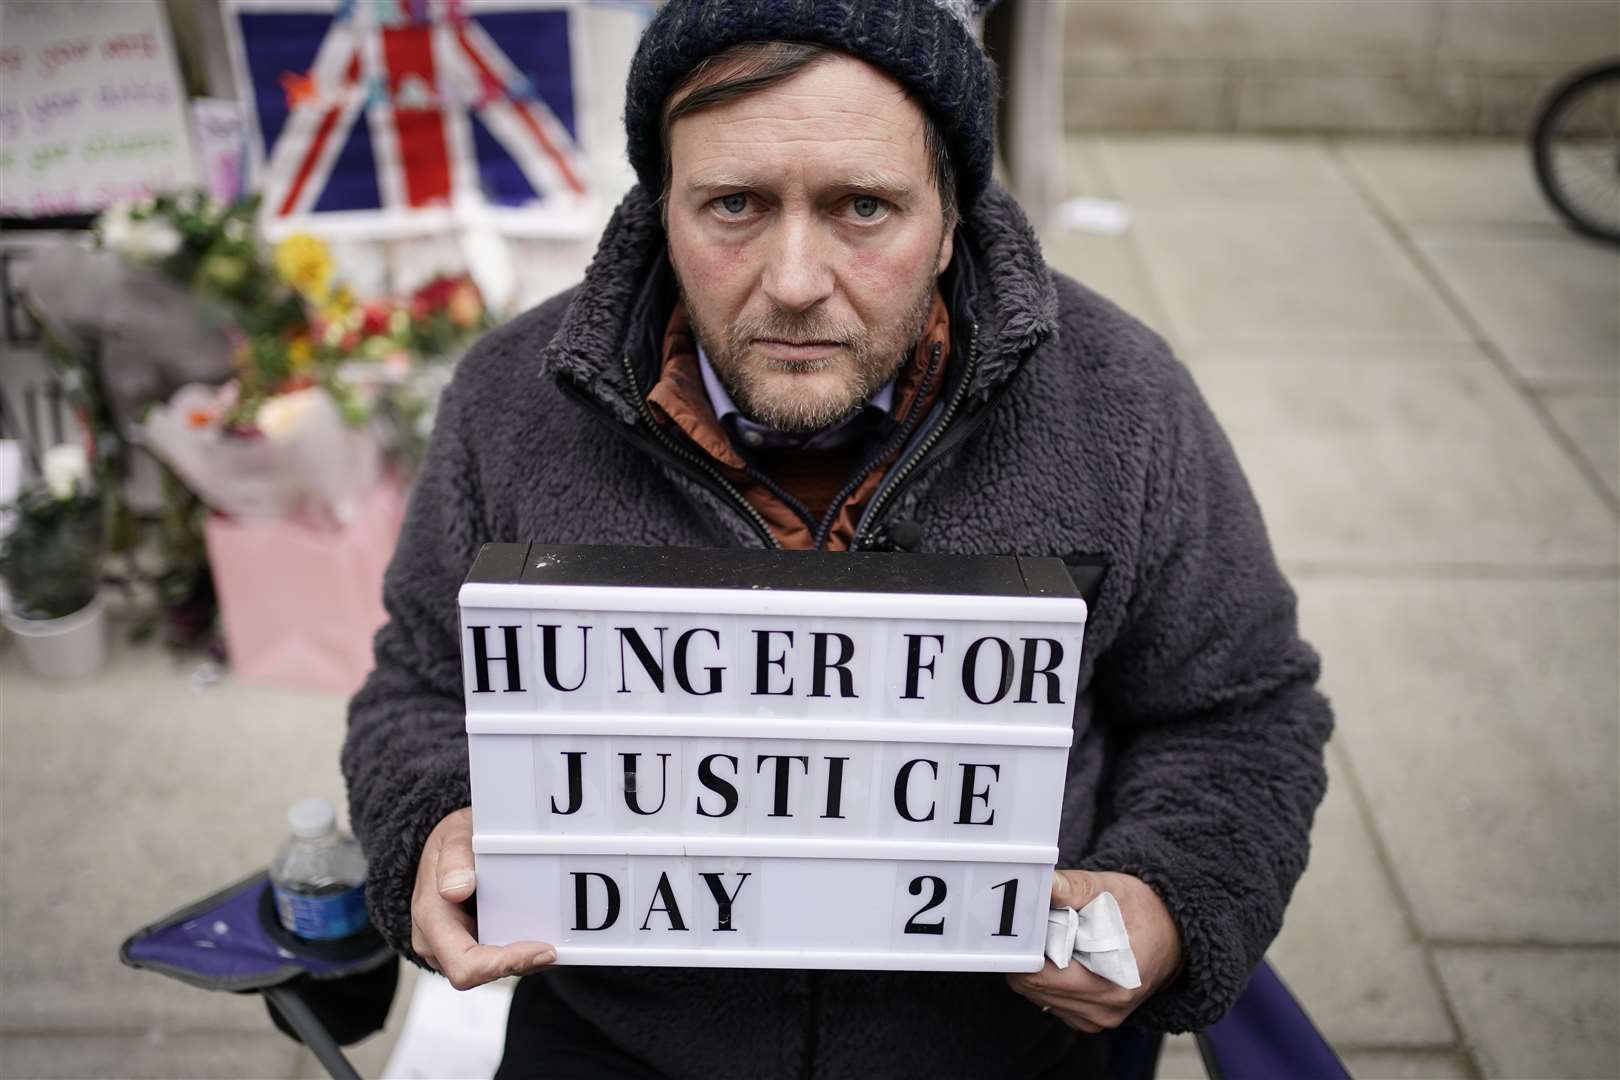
{"left": 1555, "top": 143, "right": 1619, "bottom": 179}
{"left": 1555, "top": 155, "right": 1618, "bottom": 199}
{"left": 1552, "top": 156, "right": 1620, "bottom": 229}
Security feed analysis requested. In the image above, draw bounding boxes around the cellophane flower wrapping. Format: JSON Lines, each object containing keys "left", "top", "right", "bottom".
{"left": 141, "top": 383, "right": 380, "bottom": 525}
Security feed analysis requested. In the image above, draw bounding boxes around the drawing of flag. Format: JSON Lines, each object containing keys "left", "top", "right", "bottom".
{"left": 227, "top": 1, "right": 587, "bottom": 225}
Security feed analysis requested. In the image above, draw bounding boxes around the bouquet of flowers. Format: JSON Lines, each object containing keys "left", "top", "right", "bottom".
{"left": 99, "top": 193, "right": 493, "bottom": 521}
{"left": 333, "top": 271, "right": 491, "bottom": 469}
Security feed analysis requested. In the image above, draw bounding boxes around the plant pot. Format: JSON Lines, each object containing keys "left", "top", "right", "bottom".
{"left": 1, "top": 591, "right": 108, "bottom": 680}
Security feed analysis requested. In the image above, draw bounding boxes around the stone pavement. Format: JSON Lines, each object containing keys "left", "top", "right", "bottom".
{"left": 1, "top": 136, "right": 1616, "bottom": 1079}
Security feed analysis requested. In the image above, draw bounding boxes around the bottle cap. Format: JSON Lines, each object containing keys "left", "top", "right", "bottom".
{"left": 288, "top": 797, "right": 337, "bottom": 840}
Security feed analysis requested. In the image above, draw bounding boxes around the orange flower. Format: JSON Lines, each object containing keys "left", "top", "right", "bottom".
{"left": 447, "top": 280, "right": 484, "bottom": 328}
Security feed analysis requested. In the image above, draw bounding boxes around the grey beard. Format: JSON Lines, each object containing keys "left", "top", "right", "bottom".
{"left": 690, "top": 282, "right": 937, "bottom": 435}
{"left": 729, "top": 351, "right": 900, "bottom": 434}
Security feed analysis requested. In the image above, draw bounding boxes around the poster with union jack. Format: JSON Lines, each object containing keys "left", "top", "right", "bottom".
{"left": 223, "top": 0, "right": 603, "bottom": 239}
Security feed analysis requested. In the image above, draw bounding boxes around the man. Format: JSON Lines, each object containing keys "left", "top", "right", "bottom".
{"left": 343, "top": 1, "right": 1333, "bottom": 1076}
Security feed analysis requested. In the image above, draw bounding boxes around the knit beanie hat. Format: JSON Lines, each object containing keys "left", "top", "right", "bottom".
{"left": 623, "top": 0, "right": 1001, "bottom": 207}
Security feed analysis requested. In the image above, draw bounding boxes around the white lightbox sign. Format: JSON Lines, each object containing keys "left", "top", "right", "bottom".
{"left": 459, "top": 544, "right": 1088, "bottom": 972}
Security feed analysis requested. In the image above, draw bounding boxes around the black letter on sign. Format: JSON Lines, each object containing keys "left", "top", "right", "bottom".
{"left": 962, "top": 636, "right": 1015, "bottom": 705}
{"left": 538, "top": 624, "right": 590, "bottom": 692}
{"left": 893, "top": 758, "right": 939, "bottom": 822}
{"left": 901, "top": 634, "right": 945, "bottom": 700}
{"left": 820, "top": 756, "right": 850, "bottom": 820}
{"left": 571, "top": 872, "right": 620, "bottom": 931}
{"left": 700, "top": 872, "right": 751, "bottom": 932}
{"left": 674, "top": 627, "right": 724, "bottom": 696}
{"left": 616, "top": 627, "right": 668, "bottom": 693}
{"left": 756, "top": 754, "right": 809, "bottom": 817}
{"left": 551, "top": 751, "right": 585, "bottom": 815}
{"left": 468, "top": 625, "right": 523, "bottom": 693}
{"left": 752, "top": 630, "right": 795, "bottom": 695}
{"left": 809, "top": 632, "right": 858, "bottom": 698}
{"left": 991, "top": 878, "right": 1019, "bottom": 937}
{"left": 621, "top": 752, "right": 672, "bottom": 815}
{"left": 640, "top": 872, "right": 688, "bottom": 931}
{"left": 1016, "top": 638, "right": 1065, "bottom": 704}
{"left": 955, "top": 762, "right": 1001, "bottom": 826}
{"left": 696, "top": 753, "right": 740, "bottom": 818}
{"left": 904, "top": 875, "right": 947, "bottom": 935}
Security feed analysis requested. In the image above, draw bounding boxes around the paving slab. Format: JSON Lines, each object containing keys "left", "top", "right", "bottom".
{"left": 0, "top": 1031, "right": 301, "bottom": 1079}
{"left": 1541, "top": 390, "right": 1620, "bottom": 502}
{"left": 1411, "top": 224, "right": 1620, "bottom": 387}
{"left": 1041, "top": 228, "right": 1177, "bottom": 346}
{"left": 1268, "top": 747, "right": 1455, "bottom": 1048}
{"left": 1062, "top": 136, "right": 1116, "bottom": 199}
{"left": 1096, "top": 135, "right": 1360, "bottom": 205}
{"left": 1336, "top": 138, "right": 1562, "bottom": 226}
{"left": 1435, "top": 946, "right": 1620, "bottom": 1080}
{"left": 1338, "top": 1049, "right": 1475, "bottom": 1078}
{"left": 1156, "top": 1034, "right": 1473, "bottom": 1079}
{"left": 0, "top": 640, "right": 353, "bottom": 1031}
{"left": 1153, "top": 1035, "right": 1204, "bottom": 1079}
{"left": 1129, "top": 205, "right": 1471, "bottom": 343}
{"left": 1183, "top": 346, "right": 1619, "bottom": 566}
{"left": 1297, "top": 579, "right": 1620, "bottom": 943}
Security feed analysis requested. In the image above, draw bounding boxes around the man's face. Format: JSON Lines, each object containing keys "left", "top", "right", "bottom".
{"left": 664, "top": 53, "right": 955, "bottom": 434}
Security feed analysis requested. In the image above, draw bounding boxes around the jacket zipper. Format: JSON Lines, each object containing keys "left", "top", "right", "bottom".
{"left": 853, "top": 320, "right": 980, "bottom": 550}
{"left": 809, "top": 340, "right": 944, "bottom": 551}
{"left": 563, "top": 358, "right": 783, "bottom": 549}
{"left": 621, "top": 353, "right": 782, "bottom": 549}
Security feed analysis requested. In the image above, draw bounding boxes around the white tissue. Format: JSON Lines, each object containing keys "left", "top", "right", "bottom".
{"left": 1044, "top": 892, "right": 1142, "bottom": 989}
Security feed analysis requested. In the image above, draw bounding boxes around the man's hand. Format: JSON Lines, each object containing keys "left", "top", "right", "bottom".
{"left": 410, "top": 807, "right": 557, "bottom": 990}
{"left": 1005, "top": 869, "right": 1183, "bottom": 1032}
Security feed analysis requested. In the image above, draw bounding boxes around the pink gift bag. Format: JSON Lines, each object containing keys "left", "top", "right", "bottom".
{"left": 205, "top": 480, "right": 407, "bottom": 696}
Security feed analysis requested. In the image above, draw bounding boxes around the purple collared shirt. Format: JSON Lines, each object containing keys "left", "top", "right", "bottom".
{"left": 696, "top": 343, "right": 897, "bottom": 452}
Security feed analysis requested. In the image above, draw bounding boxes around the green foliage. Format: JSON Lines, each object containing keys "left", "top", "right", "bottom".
{"left": 29, "top": 301, "right": 215, "bottom": 646}
{"left": 145, "top": 192, "right": 275, "bottom": 310}
{"left": 99, "top": 192, "right": 315, "bottom": 429}
{"left": 0, "top": 488, "right": 102, "bottom": 621}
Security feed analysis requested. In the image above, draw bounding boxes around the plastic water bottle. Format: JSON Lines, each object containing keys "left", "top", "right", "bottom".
{"left": 270, "top": 797, "right": 369, "bottom": 941}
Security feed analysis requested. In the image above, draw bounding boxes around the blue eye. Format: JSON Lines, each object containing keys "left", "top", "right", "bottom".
{"left": 851, "top": 196, "right": 883, "bottom": 219}
{"left": 717, "top": 193, "right": 748, "bottom": 215}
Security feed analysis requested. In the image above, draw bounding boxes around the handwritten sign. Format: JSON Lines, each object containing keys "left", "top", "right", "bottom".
{"left": 0, "top": 0, "right": 195, "bottom": 218}
{"left": 460, "top": 544, "right": 1087, "bottom": 972}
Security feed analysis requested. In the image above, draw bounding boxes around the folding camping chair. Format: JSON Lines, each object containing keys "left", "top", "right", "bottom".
{"left": 122, "top": 869, "right": 1349, "bottom": 1080}
{"left": 120, "top": 871, "right": 397, "bottom": 1080}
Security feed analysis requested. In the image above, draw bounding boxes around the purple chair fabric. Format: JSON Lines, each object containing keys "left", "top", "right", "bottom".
{"left": 120, "top": 871, "right": 390, "bottom": 991}
{"left": 1196, "top": 961, "right": 1351, "bottom": 1080}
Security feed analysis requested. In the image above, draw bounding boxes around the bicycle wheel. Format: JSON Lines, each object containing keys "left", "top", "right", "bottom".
{"left": 1532, "top": 59, "right": 1620, "bottom": 245}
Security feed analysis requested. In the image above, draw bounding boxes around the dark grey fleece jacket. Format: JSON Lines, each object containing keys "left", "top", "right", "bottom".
{"left": 343, "top": 182, "right": 1332, "bottom": 1079}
